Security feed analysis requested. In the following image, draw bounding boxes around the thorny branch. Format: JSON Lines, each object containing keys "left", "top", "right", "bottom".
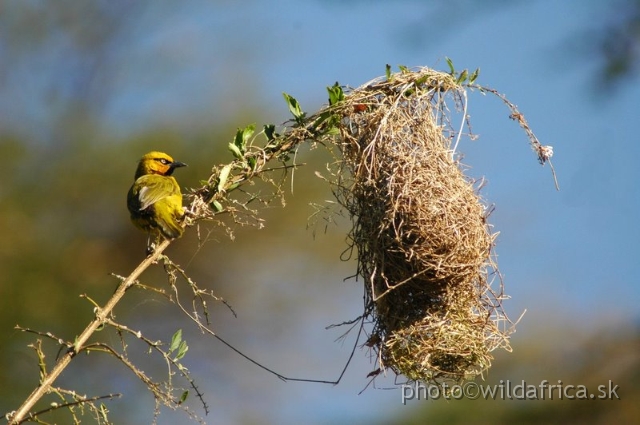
{"left": 5, "top": 98, "right": 338, "bottom": 424}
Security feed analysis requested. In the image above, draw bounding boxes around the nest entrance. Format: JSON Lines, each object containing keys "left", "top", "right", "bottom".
{"left": 327, "top": 68, "right": 513, "bottom": 385}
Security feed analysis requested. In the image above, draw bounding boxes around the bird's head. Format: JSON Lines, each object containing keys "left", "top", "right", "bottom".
{"left": 134, "top": 151, "right": 187, "bottom": 179}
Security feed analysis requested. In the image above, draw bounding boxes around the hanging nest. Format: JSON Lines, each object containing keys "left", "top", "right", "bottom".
{"left": 191, "top": 62, "right": 554, "bottom": 386}
{"left": 324, "top": 67, "right": 516, "bottom": 385}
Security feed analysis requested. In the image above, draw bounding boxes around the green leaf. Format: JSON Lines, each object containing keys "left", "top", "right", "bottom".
{"left": 282, "top": 92, "right": 305, "bottom": 121}
{"left": 175, "top": 340, "right": 189, "bottom": 360}
{"left": 309, "top": 111, "right": 338, "bottom": 137}
{"left": 456, "top": 69, "right": 469, "bottom": 84}
{"left": 231, "top": 124, "right": 255, "bottom": 157}
{"left": 313, "top": 110, "right": 333, "bottom": 126}
{"left": 264, "top": 124, "right": 276, "bottom": 141}
{"left": 469, "top": 67, "right": 480, "bottom": 84}
{"left": 385, "top": 64, "right": 392, "bottom": 80}
{"left": 247, "top": 156, "right": 257, "bottom": 170}
{"left": 326, "top": 82, "right": 344, "bottom": 105}
{"left": 322, "top": 126, "right": 340, "bottom": 136}
{"left": 169, "top": 329, "right": 182, "bottom": 353}
{"left": 211, "top": 200, "right": 223, "bottom": 212}
{"left": 398, "top": 64, "right": 409, "bottom": 73}
{"left": 228, "top": 142, "right": 243, "bottom": 160}
{"left": 238, "top": 124, "right": 255, "bottom": 147}
{"left": 445, "top": 57, "right": 455, "bottom": 74}
{"left": 233, "top": 128, "right": 244, "bottom": 149}
{"left": 218, "top": 164, "right": 232, "bottom": 192}
{"left": 414, "top": 74, "right": 430, "bottom": 86}
{"left": 178, "top": 390, "right": 189, "bottom": 405}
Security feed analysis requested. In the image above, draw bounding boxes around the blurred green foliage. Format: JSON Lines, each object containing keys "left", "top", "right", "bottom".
{"left": 1, "top": 1, "right": 639, "bottom": 424}
{"left": 0, "top": 122, "right": 343, "bottom": 423}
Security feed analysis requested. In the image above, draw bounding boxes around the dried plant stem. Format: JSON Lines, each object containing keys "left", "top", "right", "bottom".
{"left": 8, "top": 239, "right": 172, "bottom": 425}
{"left": 9, "top": 110, "right": 312, "bottom": 423}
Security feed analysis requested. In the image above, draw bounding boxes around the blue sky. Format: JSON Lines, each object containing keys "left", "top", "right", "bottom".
{"left": 137, "top": 1, "right": 637, "bottom": 423}
{"left": 147, "top": 0, "right": 640, "bottom": 322}
{"left": 3, "top": 0, "right": 639, "bottom": 423}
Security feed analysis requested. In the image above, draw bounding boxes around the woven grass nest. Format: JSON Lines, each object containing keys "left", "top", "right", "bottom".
{"left": 324, "top": 67, "right": 515, "bottom": 385}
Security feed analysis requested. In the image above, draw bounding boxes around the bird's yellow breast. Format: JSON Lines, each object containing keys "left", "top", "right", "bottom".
{"left": 127, "top": 152, "right": 187, "bottom": 240}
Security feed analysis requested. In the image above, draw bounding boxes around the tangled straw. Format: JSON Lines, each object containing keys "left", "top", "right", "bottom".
{"left": 323, "top": 67, "right": 519, "bottom": 385}
{"left": 189, "top": 64, "right": 552, "bottom": 387}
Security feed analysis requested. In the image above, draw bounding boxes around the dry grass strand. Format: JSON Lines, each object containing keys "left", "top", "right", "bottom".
{"left": 324, "top": 67, "right": 514, "bottom": 385}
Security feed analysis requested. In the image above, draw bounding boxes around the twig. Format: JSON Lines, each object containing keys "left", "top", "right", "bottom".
{"left": 8, "top": 239, "right": 172, "bottom": 425}
{"left": 451, "top": 89, "right": 467, "bottom": 158}
{"left": 471, "top": 83, "right": 560, "bottom": 190}
{"left": 21, "top": 393, "right": 121, "bottom": 423}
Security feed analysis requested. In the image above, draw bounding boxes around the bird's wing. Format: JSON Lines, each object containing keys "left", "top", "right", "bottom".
{"left": 135, "top": 175, "right": 179, "bottom": 211}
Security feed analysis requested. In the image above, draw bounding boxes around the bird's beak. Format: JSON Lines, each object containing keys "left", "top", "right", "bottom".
{"left": 171, "top": 161, "right": 187, "bottom": 168}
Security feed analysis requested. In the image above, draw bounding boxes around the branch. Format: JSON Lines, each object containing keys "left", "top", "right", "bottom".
{"left": 8, "top": 239, "right": 172, "bottom": 424}
{"left": 7, "top": 106, "right": 321, "bottom": 423}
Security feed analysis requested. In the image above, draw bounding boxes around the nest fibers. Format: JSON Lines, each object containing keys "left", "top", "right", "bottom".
{"left": 326, "top": 67, "right": 514, "bottom": 385}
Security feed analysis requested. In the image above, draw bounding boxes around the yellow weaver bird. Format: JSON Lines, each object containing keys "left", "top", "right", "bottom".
{"left": 127, "top": 151, "right": 187, "bottom": 251}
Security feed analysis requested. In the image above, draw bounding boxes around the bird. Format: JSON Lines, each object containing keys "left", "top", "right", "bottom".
{"left": 127, "top": 151, "right": 187, "bottom": 253}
